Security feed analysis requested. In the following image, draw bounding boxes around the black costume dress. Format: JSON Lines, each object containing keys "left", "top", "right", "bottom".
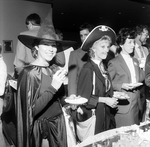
{"left": 16, "top": 65, "right": 67, "bottom": 147}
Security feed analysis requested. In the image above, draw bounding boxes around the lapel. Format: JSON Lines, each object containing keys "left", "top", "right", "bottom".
{"left": 143, "top": 46, "right": 149, "bottom": 57}
{"left": 134, "top": 44, "right": 140, "bottom": 58}
{"left": 118, "top": 54, "right": 132, "bottom": 82}
{"left": 90, "top": 60, "right": 105, "bottom": 85}
{"left": 133, "top": 58, "right": 139, "bottom": 82}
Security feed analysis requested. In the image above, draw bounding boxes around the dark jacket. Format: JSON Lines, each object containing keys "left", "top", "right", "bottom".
{"left": 77, "top": 60, "right": 116, "bottom": 134}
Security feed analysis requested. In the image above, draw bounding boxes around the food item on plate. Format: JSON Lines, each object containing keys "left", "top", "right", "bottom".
{"left": 67, "top": 95, "right": 82, "bottom": 99}
{"left": 68, "top": 94, "right": 77, "bottom": 99}
{"left": 113, "top": 91, "right": 130, "bottom": 99}
{"left": 112, "top": 132, "right": 150, "bottom": 147}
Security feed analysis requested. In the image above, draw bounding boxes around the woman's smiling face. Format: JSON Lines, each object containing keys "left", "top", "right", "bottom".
{"left": 92, "top": 38, "right": 111, "bottom": 61}
{"left": 36, "top": 42, "right": 57, "bottom": 62}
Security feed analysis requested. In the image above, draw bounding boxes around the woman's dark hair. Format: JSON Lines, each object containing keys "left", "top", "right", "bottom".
{"left": 116, "top": 27, "right": 136, "bottom": 46}
{"left": 31, "top": 39, "right": 41, "bottom": 59}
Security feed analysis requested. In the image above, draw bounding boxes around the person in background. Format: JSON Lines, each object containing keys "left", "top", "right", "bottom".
{"left": 68, "top": 23, "right": 93, "bottom": 97}
{"left": 134, "top": 25, "right": 149, "bottom": 67}
{"left": 13, "top": 13, "right": 41, "bottom": 77}
{"left": 108, "top": 27, "right": 145, "bottom": 128}
{"left": 76, "top": 25, "right": 117, "bottom": 137}
{"left": 55, "top": 29, "right": 74, "bottom": 97}
{"left": 0, "top": 44, "right": 7, "bottom": 147}
{"left": 14, "top": 11, "right": 65, "bottom": 78}
{"left": 16, "top": 26, "right": 76, "bottom": 147}
{"left": 54, "top": 29, "right": 77, "bottom": 146}
{"left": 144, "top": 53, "right": 150, "bottom": 120}
{"left": 133, "top": 25, "right": 150, "bottom": 121}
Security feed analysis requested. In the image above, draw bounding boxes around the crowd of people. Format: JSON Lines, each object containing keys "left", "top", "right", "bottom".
{"left": 0, "top": 11, "right": 150, "bottom": 147}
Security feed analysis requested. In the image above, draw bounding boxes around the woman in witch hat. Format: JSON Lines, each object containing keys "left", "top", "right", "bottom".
{"left": 16, "top": 16, "right": 76, "bottom": 147}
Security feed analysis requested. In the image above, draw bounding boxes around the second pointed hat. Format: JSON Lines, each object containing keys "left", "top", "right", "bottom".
{"left": 18, "top": 8, "right": 76, "bottom": 53}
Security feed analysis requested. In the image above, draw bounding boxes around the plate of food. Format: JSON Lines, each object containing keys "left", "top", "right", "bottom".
{"left": 113, "top": 91, "right": 130, "bottom": 99}
{"left": 65, "top": 95, "right": 88, "bottom": 105}
{"left": 127, "top": 83, "right": 143, "bottom": 87}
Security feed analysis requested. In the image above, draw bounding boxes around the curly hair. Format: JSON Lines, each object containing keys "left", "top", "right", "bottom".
{"left": 116, "top": 27, "right": 136, "bottom": 46}
{"left": 135, "top": 25, "right": 149, "bottom": 36}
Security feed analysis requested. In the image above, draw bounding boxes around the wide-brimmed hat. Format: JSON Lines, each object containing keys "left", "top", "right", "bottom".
{"left": 18, "top": 34, "right": 76, "bottom": 53}
{"left": 81, "top": 25, "right": 116, "bottom": 51}
{"left": 18, "top": 8, "right": 76, "bottom": 53}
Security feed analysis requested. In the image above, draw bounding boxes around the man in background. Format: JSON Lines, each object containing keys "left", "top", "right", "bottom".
{"left": 55, "top": 29, "right": 74, "bottom": 96}
{"left": 133, "top": 25, "right": 150, "bottom": 121}
{"left": 13, "top": 13, "right": 41, "bottom": 78}
{"left": 68, "top": 23, "right": 93, "bottom": 96}
{"left": 134, "top": 25, "right": 149, "bottom": 69}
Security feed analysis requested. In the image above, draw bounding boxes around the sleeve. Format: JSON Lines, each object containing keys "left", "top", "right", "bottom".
{"left": 107, "top": 60, "right": 122, "bottom": 91}
{"left": 145, "top": 54, "right": 150, "bottom": 87}
{"left": 68, "top": 51, "right": 78, "bottom": 96}
{"left": 0, "top": 60, "right": 7, "bottom": 96}
{"left": 77, "top": 68, "right": 99, "bottom": 109}
{"left": 18, "top": 69, "right": 57, "bottom": 117}
{"left": 34, "top": 85, "right": 57, "bottom": 115}
{"left": 13, "top": 39, "right": 26, "bottom": 71}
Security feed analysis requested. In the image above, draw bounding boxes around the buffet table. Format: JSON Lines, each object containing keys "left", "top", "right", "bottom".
{"left": 74, "top": 121, "right": 150, "bottom": 147}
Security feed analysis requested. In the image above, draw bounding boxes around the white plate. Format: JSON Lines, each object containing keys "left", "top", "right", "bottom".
{"left": 113, "top": 91, "right": 130, "bottom": 99}
{"left": 128, "top": 83, "right": 143, "bottom": 87}
{"left": 65, "top": 97, "right": 88, "bottom": 105}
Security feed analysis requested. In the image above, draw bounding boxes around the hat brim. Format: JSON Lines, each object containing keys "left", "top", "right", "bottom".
{"left": 18, "top": 35, "right": 76, "bottom": 53}
{"left": 81, "top": 25, "right": 116, "bottom": 51}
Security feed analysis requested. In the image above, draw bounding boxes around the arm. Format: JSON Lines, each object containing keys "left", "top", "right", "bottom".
{"left": 13, "top": 40, "right": 26, "bottom": 74}
{"left": 145, "top": 54, "right": 150, "bottom": 87}
{"left": 77, "top": 67, "right": 99, "bottom": 108}
{"left": 68, "top": 51, "right": 78, "bottom": 96}
{"left": 77, "top": 67, "right": 118, "bottom": 109}
{"left": 34, "top": 85, "right": 57, "bottom": 115}
{"left": 107, "top": 60, "right": 123, "bottom": 91}
{"left": 18, "top": 69, "right": 57, "bottom": 117}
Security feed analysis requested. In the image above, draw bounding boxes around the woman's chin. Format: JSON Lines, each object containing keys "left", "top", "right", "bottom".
{"left": 102, "top": 55, "right": 107, "bottom": 59}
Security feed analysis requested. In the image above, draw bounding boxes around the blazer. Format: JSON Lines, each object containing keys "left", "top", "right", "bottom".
{"left": 68, "top": 48, "right": 88, "bottom": 96}
{"left": 108, "top": 54, "right": 145, "bottom": 114}
{"left": 134, "top": 43, "right": 149, "bottom": 59}
{"left": 145, "top": 53, "right": 150, "bottom": 87}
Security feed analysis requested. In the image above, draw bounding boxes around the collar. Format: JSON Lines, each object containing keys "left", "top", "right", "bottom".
{"left": 135, "top": 43, "right": 141, "bottom": 50}
{"left": 121, "top": 51, "right": 132, "bottom": 59}
{"left": 91, "top": 58, "right": 101, "bottom": 66}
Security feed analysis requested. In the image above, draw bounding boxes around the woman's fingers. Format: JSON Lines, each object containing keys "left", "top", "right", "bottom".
{"left": 55, "top": 69, "right": 67, "bottom": 77}
{"left": 53, "top": 69, "right": 67, "bottom": 81}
